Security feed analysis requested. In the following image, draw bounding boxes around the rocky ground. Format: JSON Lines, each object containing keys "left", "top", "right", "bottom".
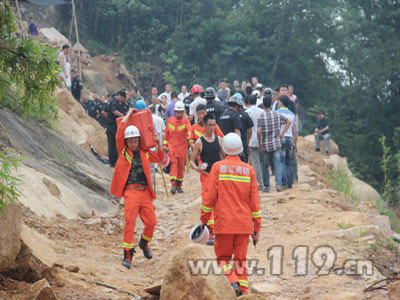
{"left": 1, "top": 139, "right": 399, "bottom": 299}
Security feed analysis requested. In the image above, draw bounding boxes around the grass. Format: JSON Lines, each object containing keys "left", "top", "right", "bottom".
{"left": 376, "top": 197, "right": 400, "bottom": 234}
{"left": 337, "top": 221, "right": 355, "bottom": 229}
{"left": 327, "top": 167, "right": 360, "bottom": 207}
{"left": 50, "top": 147, "right": 76, "bottom": 166}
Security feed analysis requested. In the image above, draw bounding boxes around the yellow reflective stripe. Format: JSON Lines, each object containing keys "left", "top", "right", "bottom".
{"left": 218, "top": 174, "right": 250, "bottom": 183}
{"left": 207, "top": 220, "right": 214, "bottom": 225}
{"left": 222, "top": 264, "right": 233, "bottom": 272}
{"left": 178, "top": 124, "right": 186, "bottom": 131}
{"left": 201, "top": 205, "right": 213, "bottom": 213}
{"left": 252, "top": 211, "right": 261, "bottom": 218}
{"left": 170, "top": 176, "right": 177, "bottom": 180}
{"left": 163, "top": 140, "right": 168, "bottom": 144}
{"left": 142, "top": 234, "right": 153, "bottom": 242}
{"left": 123, "top": 148, "right": 132, "bottom": 164}
{"left": 194, "top": 129, "right": 202, "bottom": 137}
{"left": 123, "top": 242, "right": 134, "bottom": 249}
{"left": 238, "top": 280, "right": 248, "bottom": 287}
{"left": 189, "top": 140, "right": 194, "bottom": 143}
{"left": 146, "top": 152, "right": 149, "bottom": 159}
{"left": 168, "top": 123, "right": 176, "bottom": 130}
{"left": 176, "top": 178, "right": 183, "bottom": 182}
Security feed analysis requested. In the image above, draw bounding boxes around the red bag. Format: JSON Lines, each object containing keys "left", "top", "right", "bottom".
{"left": 117, "top": 109, "right": 157, "bottom": 150}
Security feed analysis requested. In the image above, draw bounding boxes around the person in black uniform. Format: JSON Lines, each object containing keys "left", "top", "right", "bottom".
{"left": 70, "top": 70, "right": 83, "bottom": 102}
{"left": 107, "top": 90, "right": 128, "bottom": 167}
{"left": 218, "top": 93, "right": 243, "bottom": 136}
{"left": 183, "top": 93, "right": 194, "bottom": 121}
{"left": 97, "top": 95, "right": 108, "bottom": 128}
{"left": 238, "top": 106, "right": 254, "bottom": 163}
{"left": 204, "top": 87, "right": 224, "bottom": 125}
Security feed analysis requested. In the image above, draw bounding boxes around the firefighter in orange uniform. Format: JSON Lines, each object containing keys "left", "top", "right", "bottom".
{"left": 163, "top": 100, "right": 191, "bottom": 194}
{"left": 199, "top": 133, "right": 261, "bottom": 296}
{"left": 110, "top": 108, "right": 164, "bottom": 269}
{"left": 188, "top": 104, "right": 224, "bottom": 148}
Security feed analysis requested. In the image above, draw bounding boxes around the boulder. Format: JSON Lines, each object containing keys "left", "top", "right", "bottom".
{"left": 81, "top": 69, "right": 108, "bottom": 97}
{"left": 324, "top": 155, "right": 382, "bottom": 204}
{"left": 24, "top": 278, "right": 58, "bottom": 300}
{"left": 160, "top": 245, "right": 236, "bottom": 300}
{"left": 388, "top": 280, "right": 400, "bottom": 300}
{"left": 366, "top": 214, "right": 392, "bottom": 237}
{"left": 304, "top": 135, "right": 339, "bottom": 155}
{"left": 40, "top": 28, "right": 69, "bottom": 48}
{"left": 0, "top": 203, "right": 22, "bottom": 271}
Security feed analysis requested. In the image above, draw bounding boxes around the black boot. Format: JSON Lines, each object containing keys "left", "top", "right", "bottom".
{"left": 231, "top": 282, "right": 243, "bottom": 297}
{"left": 177, "top": 181, "right": 184, "bottom": 193}
{"left": 139, "top": 238, "right": 153, "bottom": 259}
{"left": 121, "top": 248, "right": 135, "bottom": 269}
{"left": 170, "top": 180, "right": 177, "bottom": 194}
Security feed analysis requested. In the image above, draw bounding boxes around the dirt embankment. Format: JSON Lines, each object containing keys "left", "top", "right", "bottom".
{"left": 1, "top": 129, "right": 398, "bottom": 299}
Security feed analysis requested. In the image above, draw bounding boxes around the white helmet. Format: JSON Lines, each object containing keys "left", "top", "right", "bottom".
{"left": 124, "top": 125, "right": 140, "bottom": 139}
{"left": 222, "top": 133, "right": 243, "bottom": 156}
{"left": 189, "top": 222, "right": 209, "bottom": 244}
{"left": 252, "top": 90, "right": 261, "bottom": 98}
{"left": 174, "top": 100, "right": 185, "bottom": 111}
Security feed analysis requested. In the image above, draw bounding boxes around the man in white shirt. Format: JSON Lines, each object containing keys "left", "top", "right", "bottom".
{"left": 189, "top": 85, "right": 206, "bottom": 124}
{"left": 178, "top": 85, "right": 189, "bottom": 101}
{"left": 158, "top": 84, "right": 172, "bottom": 104}
{"left": 245, "top": 95, "right": 264, "bottom": 190}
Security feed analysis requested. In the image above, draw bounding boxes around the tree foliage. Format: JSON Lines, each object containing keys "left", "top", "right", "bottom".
{"left": 0, "top": 0, "right": 60, "bottom": 124}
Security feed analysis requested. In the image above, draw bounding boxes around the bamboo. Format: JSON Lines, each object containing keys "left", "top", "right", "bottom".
{"left": 14, "top": 0, "right": 26, "bottom": 40}
{"left": 160, "top": 164, "right": 169, "bottom": 198}
{"left": 71, "top": 0, "right": 81, "bottom": 78}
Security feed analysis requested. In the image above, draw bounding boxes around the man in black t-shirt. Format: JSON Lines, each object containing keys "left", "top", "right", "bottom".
{"left": 218, "top": 94, "right": 243, "bottom": 136}
{"left": 70, "top": 70, "right": 83, "bottom": 102}
{"left": 107, "top": 90, "right": 128, "bottom": 167}
{"left": 314, "top": 111, "right": 331, "bottom": 155}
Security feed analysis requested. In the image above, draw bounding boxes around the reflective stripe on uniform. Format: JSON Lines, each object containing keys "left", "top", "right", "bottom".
{"left": 238, "top": 279, "right": 248, "bottom": 287}
{"left": 194, "top": 129, "right": 202, "bottom": 137}
{"left": 222, "top": 264, "right": 233, "bottom": 272}
{"left": 146, "top": 152, "right": 149, "bottom": 159}
{"left": 168, "top": 123, "right": 176, "bottom": 130}
{"left": 218, "top": 174, "right": 250, "bottom": 183}
{"left": 142, "top": 234, "right": 153, "bottom": 242}
{"left": 122, "top": 148, "right": 132, "bottom": 164}
{"left": 207, "top": 219, "right": 214, "bottom": 225}
{"left": 178, "top": 124, "right": 186, "bottom": 131}
{"left": 252, "top": 211, "right": 261, "bottom": 218}
{"left": 201, "top": 205, "right": 213, "bottom": 213}
{"left": 123, "top": 242, "right": 134, "bottom": 249}
{"left": 163, "top": 140, "right": 168, "bottom": 145}
{"left": 170, "top": 176, "right": 177, "bottom": 180}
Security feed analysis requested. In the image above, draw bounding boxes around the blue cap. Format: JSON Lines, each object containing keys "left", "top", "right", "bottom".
{"left": 233, "top": 92, "right": 243, "bottom": 100}
{"left": 135, "top": 100, "right": 147, "bottom": 111}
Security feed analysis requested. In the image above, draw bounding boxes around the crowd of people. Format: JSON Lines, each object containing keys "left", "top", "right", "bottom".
{"left": 55, "top": 41, "right": 333, "bottom": 297}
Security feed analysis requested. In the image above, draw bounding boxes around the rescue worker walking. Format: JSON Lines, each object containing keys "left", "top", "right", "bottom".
{"left": 218, "top": 94, "right": 243, "bottom": 136}
{"left": 190, "top": 114, "right": 223, "bottom": 246}
{"left": 188, "top": 104, "right": 224, "bottom": 148}
{"left": 199, "top": 133, "right": 261, "bottom": 296}
{"left": 163, "top": 101, "right": 191, "bottom": 194}
{"left": 110, "top": 108, "right": 164, "bottom": 269}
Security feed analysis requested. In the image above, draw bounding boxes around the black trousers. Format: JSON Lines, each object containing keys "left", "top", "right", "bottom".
{"left": 107, "top": 128, "right": 118, "bottom": 167}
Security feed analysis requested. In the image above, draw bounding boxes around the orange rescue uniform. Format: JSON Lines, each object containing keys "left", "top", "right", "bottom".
{"left": 163, "top": 116, "right": 191, "bottom": 187}
{"left": 110, "top": 122, "right": 164, "bottom": 250}
{"left": 200, "top": 156, "right": 261, "bottom": 294}
{"left": 188, "top": 122, "right": 224, "bottom": 145}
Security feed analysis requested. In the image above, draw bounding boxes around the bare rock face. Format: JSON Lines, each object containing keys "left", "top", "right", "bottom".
{"left": 24, "top": 278, "right": 58, "bottom": 300}
{"left": 304, "top": 135, "right": 339, "bottom": 155}
{"left": 388, "top": 280, "right": 400, "bottom": 300}
{"left": 0, "top": 203, "right": 22, "bottom": 271}
{"left": 160, "top": 245, "right": 236, "bottom": 300}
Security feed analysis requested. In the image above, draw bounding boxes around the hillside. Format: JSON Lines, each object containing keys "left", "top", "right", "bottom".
{"left": 1, "top": 102, "right": 399, "bottom": 299}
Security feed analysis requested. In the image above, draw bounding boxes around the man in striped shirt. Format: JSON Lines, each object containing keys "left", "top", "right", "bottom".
{"left": 257, "top": 97, "right": 291, "bottom": 192}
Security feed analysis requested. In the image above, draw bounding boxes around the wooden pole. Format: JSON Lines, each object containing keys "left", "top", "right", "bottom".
{"left": 71, "top": 0, "right": 81, "bottom": 79}
{"left": 160, "top": 165, "right": 169, "bottom": 198}
{"left": 14, "top": 0, "right": 26, "bottom": 40}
